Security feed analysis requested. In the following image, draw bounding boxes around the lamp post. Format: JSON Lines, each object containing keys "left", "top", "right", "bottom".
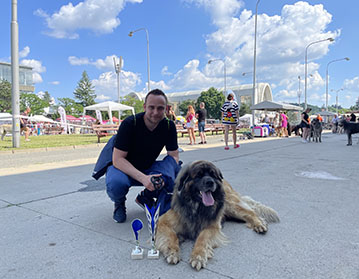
{"left": 129, "top": 28, "right": 150, "bottom": 93}
{"left": 297, "top": 76, "right": 301, "bottom": 106}
{"left": 331, "top": 88, "right": 343, "bottom": 115}
{"left": 304, "top": 37, "right": 334, "bottom": 110}
{"left": 113, "top": 56, "right": 123, "bottom": 103}
{"left": 326, "top": 57, "right": 349, "bottom": 110}
{"left": 252, "top": 0, "right": 260, "bottom": 130}
{"left": 11, "top": 0, "right": 20, "bottom": 148}
{"left": 208, "top": 58, "right": 226, "bottom": 94}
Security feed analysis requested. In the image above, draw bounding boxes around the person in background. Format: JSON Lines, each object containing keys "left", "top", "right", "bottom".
{"left": 186, "top": 105, "right": 196, "bottom": 145}
{"left": 350, "top": 113, "right": 356, "bottom": 122}
{"left": 300, "top": 108, "right": 311, "bottom": 143}
{"left": 196, "top": 102, "right": 207, "bottom": 144}
{"left": 20, "top": 107, "right": 31, "bottom": 142}
{"left": 317, "top": 114, "right": 323, "bottom": 122}
{"left": 221, "top": 93, "right": 240, "bottom": 150}
{"left": 166, "top": 104, "right": 176, "bottom": 122}
{"left": 280, "top": 111, "right": 288, "bottom": 137}
{"left": 331, "top": 114, "right": 339, "bottom": 133}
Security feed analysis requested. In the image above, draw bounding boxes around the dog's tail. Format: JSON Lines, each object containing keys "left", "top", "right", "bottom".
{"left": 242, "top": 196, "right": 280, "bottom": 223}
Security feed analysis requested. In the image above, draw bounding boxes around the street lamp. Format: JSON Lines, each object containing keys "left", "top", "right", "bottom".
{"left": 331, "top": 88, "right": 343, "bottom": 115}
{"left": 297, "top": 76, "right": 301, "bottom": 106}
{"left": 113, "top": 56, "right": 123, "bottom": 103}
{"left": 326, "top": 57, "right": 349, "bottom": 110}
{"left": 304, "top": 37, "right": 334, "bottom": 109}
{"left": 208, "top": 58, "right": 226, "bottom": 94}
{"left": 242, "top": 71, "right": 253, "bottom": 76}
{"left": 252, "top": 0, "right": 260, "bottom": 130}
{"left": 129, "top": 28, "right": 150, "bottom": 93}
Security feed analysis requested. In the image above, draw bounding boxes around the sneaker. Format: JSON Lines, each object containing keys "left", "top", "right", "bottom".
{"left": 113, "top": 201, "right": 126, "bottom": 223}
{"left": 135, "top": 191, "right": 155, "bottom": 210}
{"left": 301, "top": 139, "right": 308, "bottom": 143}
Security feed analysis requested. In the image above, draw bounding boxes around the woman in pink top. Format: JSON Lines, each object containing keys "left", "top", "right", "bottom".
{"left": 186, "top": 105, "right": 196, "bottom": 145}
{"left": 280, "top": 112, "right": 288, "bottom": 137}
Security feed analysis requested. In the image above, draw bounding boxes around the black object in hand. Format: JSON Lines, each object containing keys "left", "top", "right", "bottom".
{"left": 151, "top": 176, "right": 164, "bottom": 190}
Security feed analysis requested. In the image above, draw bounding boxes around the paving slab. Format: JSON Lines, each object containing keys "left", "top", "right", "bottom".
{"left": 1, "top": 133, "right": 359, "bottom": 279}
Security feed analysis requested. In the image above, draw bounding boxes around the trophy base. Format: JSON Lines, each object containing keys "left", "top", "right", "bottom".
{"left": 147, "top": 249, "right": 160, "bottom": 259}
{"left": 131, "top": 247, "right": 144, "bottom": 260}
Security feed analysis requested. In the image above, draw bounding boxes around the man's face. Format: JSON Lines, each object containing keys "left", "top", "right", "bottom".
{"left": 143, "top": 94, "right": 166, "bottom": 125}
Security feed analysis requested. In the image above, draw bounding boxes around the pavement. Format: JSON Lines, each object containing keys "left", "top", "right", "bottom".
{"left": 1, "top": 132, "right": 359, "bottom": 279}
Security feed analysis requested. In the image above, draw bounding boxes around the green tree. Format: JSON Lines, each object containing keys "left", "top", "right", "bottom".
{"left": 239, "top": 103, "right": 251, "bottom": 116}
{"left": 196, "top": 87, "right": 225, "bottom": 119}
{"left": 20, "top": 93, "right": 48, "bottom": 114}
{"left": 73, "top": 71, "right": 96, "bottom": 107}
{"left": 58, "top": 97, "right": 83, "bottom": 116}
{"left": 178, "top": 99, "right": 196, "bottom": 116}
{"left": 0, "top": 80, "right": 12, "bottom": 112}
{"left": 119, "top": 96, "right": 144, "bottom": 119}
{"left": 41, "top": 91, "right": 53, "bottom": 106}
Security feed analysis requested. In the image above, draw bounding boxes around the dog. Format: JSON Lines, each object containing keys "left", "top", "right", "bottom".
{"left": 310, "top": 118, "right": 322, "bottom": 143}
{"left": 0, "top": 124, "right": 12, "bottom": 140}
{"left": 339, "top": 119, "right": 359, "bottom": 146}
{"left": 155, "top": 160, "right": 279, "bottom": 270}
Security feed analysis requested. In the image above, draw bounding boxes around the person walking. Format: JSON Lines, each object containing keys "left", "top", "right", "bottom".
{"left": 20, "top": 107, "right": 31, "bottom": 142}
{"left": 196, "top": 102, "right": 207, "bottom": 144}
{"left": 186, "top": 105, "right": 196, "bottom": 145}
{"left": 280, "top": 111, "right": 288, "bottom": 137}
{"left": 221, "top": 93, "right": 240, "bottom": 150}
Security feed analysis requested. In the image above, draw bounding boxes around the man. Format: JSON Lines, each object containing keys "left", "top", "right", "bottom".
{"left": 332, "top": 114, "right": 339, "bottom": 133}
{"left": 196, "top": 102, "right": 207, "bottom": 144}
{"left": 20, "top": 107, "right": 31, "bottom": 142}
{"left": 106, "top": 89, "right": 179, "bottom": 223}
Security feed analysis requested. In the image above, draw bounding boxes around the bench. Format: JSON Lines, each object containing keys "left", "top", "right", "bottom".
{"left": 92, "top": 124, "right": 120, "bottom": 143}
{"left": 43, "top": 126, "right": 64, "bottom": 135}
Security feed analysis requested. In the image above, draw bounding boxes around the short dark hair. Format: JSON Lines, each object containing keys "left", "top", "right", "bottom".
{"left": 227, "top": 93, "right": 234, "bottom": 101}
{"left": 145, "top": 89, "right": 168, "bottom": 104}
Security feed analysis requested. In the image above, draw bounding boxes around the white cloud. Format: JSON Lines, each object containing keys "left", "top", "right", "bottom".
{"left": 69, "top": 55, "right": 122, "bottom": 71}
{"left": 343, "top": 77, "right": 359, "bottom": 91}
{"left": 92, "top": 70, "right": 141, "bottom": 100}
{"left": 20, "top": 59, "right": 46, "bottom": 84}
{"left": 96, "top": 94, "right": 111, "bottom": 101}
{"left": 19, "top": 46, "right": 30, "bottom": 58}
{"left": 161, "top": 66, "right": 172, "bottom": 76}
{"left": 35, "top": 0, "right": 143, "bottom": 39}
{"left": 49, "top": 81, "right": 60, "bottom": 85}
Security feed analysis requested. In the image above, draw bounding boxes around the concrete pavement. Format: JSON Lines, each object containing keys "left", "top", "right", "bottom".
{"left": 1, "top": 133, "right": 359, "bottom": 279}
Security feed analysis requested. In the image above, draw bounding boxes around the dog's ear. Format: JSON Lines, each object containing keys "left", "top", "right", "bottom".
{"left": 215, "top": 166, "right": 224, "bottom": 180}
{"left": 176, "top": 163, "right": 191, "bottom": 192}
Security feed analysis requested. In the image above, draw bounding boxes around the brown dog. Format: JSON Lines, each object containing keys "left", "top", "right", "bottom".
{"left": 155, "top": 160, "right": 279, "bottom": 270}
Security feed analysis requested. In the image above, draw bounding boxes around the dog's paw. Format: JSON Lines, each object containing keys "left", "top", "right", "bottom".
{"left": 247, "top": 218, "right": 268, "bottom": 234}
{"left": 190, "top": 254, "right": 207, "bottom": 271}
{"left": 165, "top": 252, "right": 180, "bottom": 265}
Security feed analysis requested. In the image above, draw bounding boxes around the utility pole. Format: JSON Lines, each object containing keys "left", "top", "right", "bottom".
{"left": 11, "top": 0, "right": 20, "bottom": 147}
{"left": 113, "top": 56, "right": 122, "bottom": 103}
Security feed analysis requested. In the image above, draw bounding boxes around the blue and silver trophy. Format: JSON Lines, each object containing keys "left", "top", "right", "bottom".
{"left": 131, "top": 219, "right": 144, "bottom": 259}
{"left": 145, "top": 203, "right": 161, "bottom": 259}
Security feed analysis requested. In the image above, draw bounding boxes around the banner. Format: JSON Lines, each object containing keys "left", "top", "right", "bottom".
{"left": 95, "top": 110, "right": 103, "bottom": 123}
{"left": 58, "top": 106, "right": 67, "bottom": 133}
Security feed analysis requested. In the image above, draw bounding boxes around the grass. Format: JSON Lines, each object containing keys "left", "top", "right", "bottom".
{"left": 0, "top": 134, "right": 112, "bottom": 151}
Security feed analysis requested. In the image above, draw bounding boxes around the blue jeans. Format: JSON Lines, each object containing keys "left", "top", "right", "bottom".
{"left": 198, "top": 121, "right": 205, "bottom": 132}
{"left": 105, "top": 155, "right": 180, "bottom": 206}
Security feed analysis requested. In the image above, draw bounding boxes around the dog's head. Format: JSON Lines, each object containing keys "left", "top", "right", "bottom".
{"left": 311, "top": 118, "right": 321, "bottom": 128}
{"left": 174, "top": 160, "right": 224, "bottom": 207}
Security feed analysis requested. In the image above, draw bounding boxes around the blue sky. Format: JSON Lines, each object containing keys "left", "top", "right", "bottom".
{"left": 1, "top": 0, "right": 358, "bottom": 108}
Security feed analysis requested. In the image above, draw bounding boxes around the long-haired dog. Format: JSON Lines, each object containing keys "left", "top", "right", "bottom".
{"left": 339, "top": 118, "right": 359, "bottom": 145}
{"left": 310, "top": 118, "right": 322, "bottom": 143}
{"left": 155, "top": 160, "right": 279, "bottom": 270}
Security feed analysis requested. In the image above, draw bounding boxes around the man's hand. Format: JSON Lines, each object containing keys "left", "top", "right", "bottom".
{"left": 141, "top": 173, "right": 163, "bottom": 191}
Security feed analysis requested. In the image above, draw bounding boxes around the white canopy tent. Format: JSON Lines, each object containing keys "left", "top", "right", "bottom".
{"left": 250, "top": 100, "right": 302, "bottom": 111}
{"left": 83, "top": 101, "right": 135, "bottom": 124}
{"left": 29, "top": 115, "right": 55, "bottom": 123}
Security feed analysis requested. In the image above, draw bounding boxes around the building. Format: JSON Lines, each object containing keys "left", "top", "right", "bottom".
{"left": 126, "top": 83, "right": 273, "bottom": 114}
{"left": 0, "top": 62, "right": 35, "bottom": 93}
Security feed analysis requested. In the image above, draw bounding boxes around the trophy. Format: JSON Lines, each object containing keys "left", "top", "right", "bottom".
{"left": 145, "top": 203, "right": 161, "bottom": 259}
{"left": 131, "top": 219, "right": 144, "bottom": 260}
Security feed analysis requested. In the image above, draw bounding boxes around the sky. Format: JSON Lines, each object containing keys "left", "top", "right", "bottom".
{"left": 1, "top": 0, "right": 358, "bottom": 108}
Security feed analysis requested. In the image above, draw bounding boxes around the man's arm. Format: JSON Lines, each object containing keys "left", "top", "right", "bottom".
{"left": 112, "top": 147, "right": 155, "bottom": 191}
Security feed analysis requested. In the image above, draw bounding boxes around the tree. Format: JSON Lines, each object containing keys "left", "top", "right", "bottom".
{"left": 58, "top": 97, "right": 83, "bottom": 116}
{"left": 196, "top": 87, "right": 225, "bottom": 119}
{"left": 178, "top": 99, "right": 196, "bottom": 116}
{"left": 20, "top": 93, "right": 48, "bottom": 114}
{"left": 0, "top": 80, "right": 12, "bottom": 112}
{"left": 73, "top": 71, "right": 96, "bottom": 107}
{"left": 239, "top": 103, "right": 251, "bottom": 116}
{"left": 119, "top": 96, "right": 144, "bottom": 120}
{"left": 41, "top": 91, "right": 53, "bottom": 106}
